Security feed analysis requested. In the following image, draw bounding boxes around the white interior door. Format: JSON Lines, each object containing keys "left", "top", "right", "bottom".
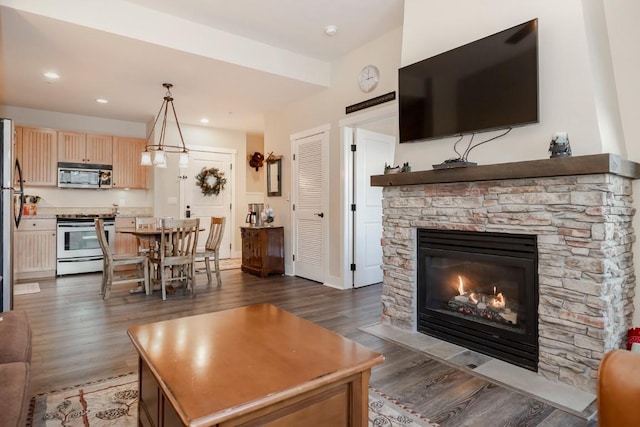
{"left": 353, "top": 128, "right": 395, "bottom": 287}
{"left": 293, "top": 130, "right": 328, "bottom": 283}
{"left": 181, "top": 149, "right": 232, "bottom": 258}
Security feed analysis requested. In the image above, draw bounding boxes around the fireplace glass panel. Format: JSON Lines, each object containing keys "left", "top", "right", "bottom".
{"left": 417, "top": 229, "right": 538, "bottom": 371}
{"left": 424, "top": 253, "right": 527, "bottom": 334}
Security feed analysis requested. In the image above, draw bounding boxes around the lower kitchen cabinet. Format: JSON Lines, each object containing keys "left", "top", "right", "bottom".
{"left": 115, "top": 217, "right": 139, "bottom": 255}
{"left": 14, "top": 218, "right": 57, "bottom": 280}
{"left": 240, "top": 226, "right": 284, "bottom": 278}
{"left": 115, "top": 216, "right": 154, "bottom": 272}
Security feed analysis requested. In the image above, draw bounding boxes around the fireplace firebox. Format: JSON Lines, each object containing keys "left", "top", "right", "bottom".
{"left": 417, "top": 229, "right": 538, "bottom": 371}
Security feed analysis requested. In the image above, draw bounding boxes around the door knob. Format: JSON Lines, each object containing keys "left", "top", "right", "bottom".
{"left": 315, "top": 212, "right": 324, "bottom": 218}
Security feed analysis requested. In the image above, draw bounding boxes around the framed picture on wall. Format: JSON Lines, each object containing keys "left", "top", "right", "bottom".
{"left": 267, "top": 155, "right": 282, "bottom": 197}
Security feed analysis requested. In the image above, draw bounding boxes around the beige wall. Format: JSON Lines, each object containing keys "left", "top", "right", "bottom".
{"left": 397, "top": 0, "right": 625, "bottom": 170}
{"left": 603, "top": 0, "right": 640, "bottom": 325}
{"left": 152, "top": 123, "right": 248, "bottom": 256}
{"left": 246, "top": 133, "right": 265, "bottom": 194}
{"left": 264, "top": 0, "right": 640, "bottom": 326}
{"left": 0, "top": 105, "right": 250, "bottom": 256}
{"left": 400, "top": 0, "right": 640, "bottom": 324}
{"left": 264, "top": 27, "right": 403, "bottom": 285}
{"left": 0, "top": 105, "right": 152, "bottom": 210}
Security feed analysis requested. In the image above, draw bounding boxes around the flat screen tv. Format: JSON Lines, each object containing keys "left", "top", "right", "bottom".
{"left": 399, "top": 19, "right": 539, "bottom": 143}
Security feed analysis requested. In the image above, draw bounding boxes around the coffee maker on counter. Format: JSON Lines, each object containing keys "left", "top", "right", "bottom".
{"left": 246, "top": 203, "right": 264, "bottom": 227}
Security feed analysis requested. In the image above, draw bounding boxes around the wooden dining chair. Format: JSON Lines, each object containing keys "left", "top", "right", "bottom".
{"left": 149, "top": 218, "right": 200, "bottom": 300}
{"left": 135, "top": 216, "right": 159, "bottom": 277}
{"left": 195, "top": 217, "right": 226, "bottom": 286}
{"left": 95, "top": 218, "right": 149, "bottom": 300}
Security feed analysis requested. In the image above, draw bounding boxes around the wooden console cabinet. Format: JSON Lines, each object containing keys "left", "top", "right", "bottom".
{"left": 240, "top": 226, "right": 284, "bottom": 277}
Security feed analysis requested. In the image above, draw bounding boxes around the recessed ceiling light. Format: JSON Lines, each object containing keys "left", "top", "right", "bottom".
{"left": 324, "top": 25, "right": 338, "bottom": 36}
{"left": 96, "top": 98, "right": 109, "bottom": 104}
{"left": 43, "top": 71, "right": 60, "bottom": 79}
{"left": 200, "top": 118, "right": 209, "bottom": 124}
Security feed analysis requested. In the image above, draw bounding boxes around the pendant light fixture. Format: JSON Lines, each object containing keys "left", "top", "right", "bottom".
{"left": 141, "top": 83, "right": 189, "bottom": 168}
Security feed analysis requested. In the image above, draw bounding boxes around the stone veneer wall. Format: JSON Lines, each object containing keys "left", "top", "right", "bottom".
{"left": 380, "top": 173, "right": 636, "bottom": 393}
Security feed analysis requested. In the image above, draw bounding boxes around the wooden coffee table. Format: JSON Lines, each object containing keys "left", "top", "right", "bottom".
{"left": 127, "top": 304, "right": 384, "bottom": 427}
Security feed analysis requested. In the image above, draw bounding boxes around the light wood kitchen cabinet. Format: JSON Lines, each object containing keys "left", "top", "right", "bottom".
{"left": 14, "top": 218, "right": 57, "bottom": 280}
{"left": 16, "top": 126, "right": 58, "bottom": 186}
{"left": 112, "top": 137, "right": 147, "bottom": 189}
{"left": 58, "top": 131, "right": 113, "bottom": 165}
{"left": 115, "top": 217, "right": 138, "bottom": 255}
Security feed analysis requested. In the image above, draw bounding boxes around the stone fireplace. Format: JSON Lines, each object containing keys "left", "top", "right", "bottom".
{"left": 371, "top": 154, "right": 639, "bottom": 393}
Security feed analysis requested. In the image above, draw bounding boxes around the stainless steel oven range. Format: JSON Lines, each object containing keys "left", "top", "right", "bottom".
{"left": 56, "top": 214, "right": 115, "bottom": 275}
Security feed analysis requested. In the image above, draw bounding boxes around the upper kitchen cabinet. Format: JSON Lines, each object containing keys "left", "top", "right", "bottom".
{"left": 58, "top": 131, "right": 113, "bottom": 165}
{"left": 112, "top": 136, "right": 147, "bottom": 189}
{"left": 16, "top": 126, "right": 58, "bottom": 186}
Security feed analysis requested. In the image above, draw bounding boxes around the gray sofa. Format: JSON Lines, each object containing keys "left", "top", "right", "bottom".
{"left": 0, "top": 310, "right": 32, "bottom": 426}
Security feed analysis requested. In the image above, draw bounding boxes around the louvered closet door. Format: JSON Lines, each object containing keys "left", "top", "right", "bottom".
{"left": 293, "top": 131, "right": 328, "bottom": 283}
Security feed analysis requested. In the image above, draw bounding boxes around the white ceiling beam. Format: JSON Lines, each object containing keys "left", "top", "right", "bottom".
{"left": 0, "top": 0, "right": 330, "bottom": 87}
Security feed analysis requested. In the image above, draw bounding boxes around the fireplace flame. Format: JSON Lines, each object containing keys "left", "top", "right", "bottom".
{"left": 469, "top": 292, "right": 478, "bottom": 304}
{"left": 457, "top": 276, "right": 465, "bottom": 295}
{"left": 495, "top": 292, "right": 505, "bottom": 308}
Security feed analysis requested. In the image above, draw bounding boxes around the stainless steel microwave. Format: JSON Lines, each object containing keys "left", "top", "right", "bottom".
{"left": 57, "top": 163, "right": 112, "bottom": 189}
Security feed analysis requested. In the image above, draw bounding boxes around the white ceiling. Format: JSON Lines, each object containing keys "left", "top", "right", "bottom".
{"left": 0, "top": 0, "right": 404, "bottom": 134}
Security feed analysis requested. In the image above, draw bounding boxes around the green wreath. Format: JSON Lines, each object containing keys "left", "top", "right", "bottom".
{"left": 195, "top": 167, "right": 227, "bottom": 196}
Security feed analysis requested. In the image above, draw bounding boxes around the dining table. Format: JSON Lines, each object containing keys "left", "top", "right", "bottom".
{"left": 118, "top": 225, "right": 205, "bottom": 294}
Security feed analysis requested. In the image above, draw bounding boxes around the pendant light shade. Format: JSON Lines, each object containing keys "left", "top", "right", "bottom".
{"left": 153, "top": 150, "right": 165, "bottom": 165}
{"left": 178, "top": 152, "right": 189, "bottom": 168}
{"left": 140, "top": 150, "right": 152, "bottom": 166}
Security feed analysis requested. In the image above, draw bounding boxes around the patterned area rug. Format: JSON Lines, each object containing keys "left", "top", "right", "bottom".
{"left": 28, "top": 373, "right": 438, "bottom": 426}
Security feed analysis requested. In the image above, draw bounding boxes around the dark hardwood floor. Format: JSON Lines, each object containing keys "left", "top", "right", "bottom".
{"left": 14, "top": 269, "right": 592, "bottom": 426}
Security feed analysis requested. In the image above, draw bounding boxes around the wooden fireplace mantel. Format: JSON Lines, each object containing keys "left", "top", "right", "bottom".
{"left": 371, "top": 153, "right": 640, "bottom": 187}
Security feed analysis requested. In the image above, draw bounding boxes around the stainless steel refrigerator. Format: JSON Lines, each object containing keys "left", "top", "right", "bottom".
{"left": 1, "top": 118, "right": 24, "bottom": 312}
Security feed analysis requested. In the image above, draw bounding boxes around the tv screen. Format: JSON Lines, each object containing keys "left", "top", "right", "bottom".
{"left": 399, "top": 19, "right": 539, "bottom": 143}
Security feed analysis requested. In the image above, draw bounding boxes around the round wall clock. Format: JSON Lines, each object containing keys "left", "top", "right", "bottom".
{"left": 358, "top": 65, "right": 380, "bottom": 93}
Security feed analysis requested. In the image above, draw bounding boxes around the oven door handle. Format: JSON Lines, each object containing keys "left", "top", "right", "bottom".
{"left": 57, "top": 255, "right": 104, "bottom": 263}
{"left": 82, "top": 235, "right": 98, "bottom": 240}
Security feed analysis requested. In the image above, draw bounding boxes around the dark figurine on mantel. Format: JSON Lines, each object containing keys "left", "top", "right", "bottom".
{"left": 549, "top": 132, "right": 572, "bottom": 158}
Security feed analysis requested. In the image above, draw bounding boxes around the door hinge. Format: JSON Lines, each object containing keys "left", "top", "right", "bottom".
{"left": 350, "top": 263, "right": 356, "bottom": 271}
{"left": 229, "top": 243, "right": 232, "bottom": 250}
{"left": 292, "top": 204, "right": 295, "bottom": 211}
{"left": 351, "top": 204, "right": 356, "bottom": 212}
{"left": 292, "top": 254, "right": 295, "bottom": 262}
{"left": 293, "top": 153, "right": 296, "bottom": 161}
{"left": 230, "top": 203, "right": 232, "bottom": 211}
{"left": 230, "top": 163, "right": 233, "bottom": 170}
{"left": 351, "top": 144, "right": 356, "bottom": 152}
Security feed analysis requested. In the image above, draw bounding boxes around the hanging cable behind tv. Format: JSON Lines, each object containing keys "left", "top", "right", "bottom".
{"left": 432, "top": 128, "right": 512, "bottom": 170}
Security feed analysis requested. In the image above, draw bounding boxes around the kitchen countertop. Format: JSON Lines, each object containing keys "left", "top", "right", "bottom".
{"left": 21, "top": 207, "right": 153, "bottom": 219}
